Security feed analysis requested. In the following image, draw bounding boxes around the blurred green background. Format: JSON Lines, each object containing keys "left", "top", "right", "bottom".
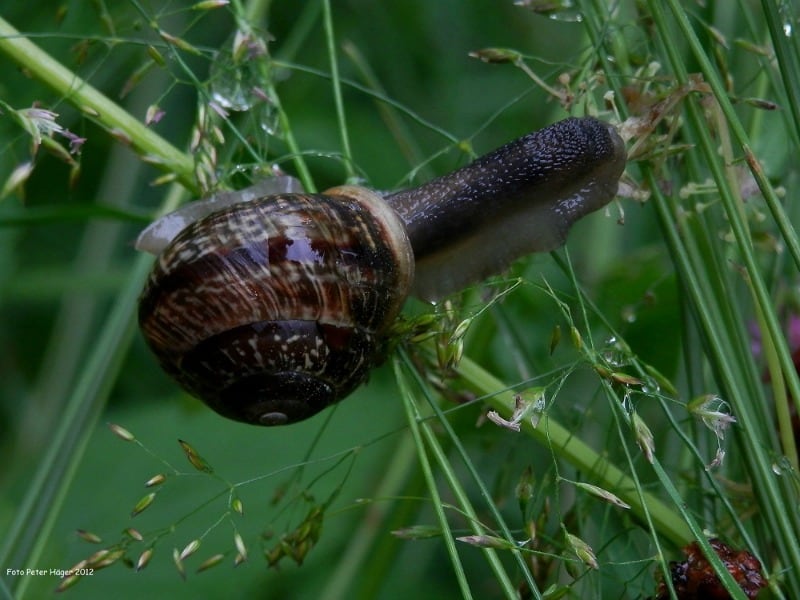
{"left": 0, "top": 1, "right": 757, "bottom": 598}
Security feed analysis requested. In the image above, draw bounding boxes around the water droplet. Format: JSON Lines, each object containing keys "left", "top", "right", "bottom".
{"left": 601, "top": 336, "right": 631, "bottom": 367}
{"left": 621, "top": 305, "right": 637, "bottom": 323}
{"left": 208, "top": 30, "right": 280, "bottom": 135}
{"left": 778, "top": 0, "right": 795, "bottom": 36}
{"left": 209, "top": 58, "right": 259, "bottom": 111}
{"left": 640, "top": 376, "right": 660, "bottom": 395}
{"left": 514, "top": 0, "right": 582, "bottom": 22}
{"left": 620, "top": 390, "right": 633, "bottom": 414}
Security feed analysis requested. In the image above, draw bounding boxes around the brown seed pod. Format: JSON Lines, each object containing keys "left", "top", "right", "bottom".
{"left": 654, "top": 538, "right": 767, "bottom": 599}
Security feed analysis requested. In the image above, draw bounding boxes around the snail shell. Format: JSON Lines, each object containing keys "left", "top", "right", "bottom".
{"left": 138, "top": 186, "right": 413, "bottom": 426}
{"left": 137, "top": 117, "right": 627, "bottom": 426}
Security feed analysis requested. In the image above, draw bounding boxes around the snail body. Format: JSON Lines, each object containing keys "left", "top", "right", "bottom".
{"left": 137, "top": 117, "right": 626, "bottom": 426}
{"left": 386, "top": 116, "right": 626, "bottom": 299}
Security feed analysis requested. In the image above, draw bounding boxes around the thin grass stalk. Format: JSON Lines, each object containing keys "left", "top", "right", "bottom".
{"left": 674, "top": 177, "right": 775, "bottom": 441}
{"left": 654, "top": 390, "right": 765, "bottom": 560}
{"left": 0, "top": 16, "right": 195, "bottom": 190}
{"left": 395, "top": 359, "right": 474, "bottom": 599}
{"left": 341, "top": 40, "right": 431, "bottom": 180}
{"left": 268, "top": 59, "right": 459, "bottom": 148}
{"left": 416, "top": 411, "right": 523, "bottom": 599}
{"left": 647, "top": 458, "right": 751, "bottom": 600}
{"left": 603, "top": 393, "right": 677, "bottom": 591}
{"left": 585, "top": 0, "right": 797, "bottom": 459}
{"left": 559, "top": 236, "right": 769, "bottom": 565}
{"left": 0, "top": 250, "right": 154, "bottom": 597}
{"left": 398, "top": 351, "right": 537, "bottom": 598}
{"left": 321, "top": 0, "right": 354, "bottom": 181}
{"left": 660, "top": 0, "right": 800, "bottom": 405}
{"left": 760, "top": 0, "right": 800, "bottom": 145}
{"left": 650, "top": 2, "right": 800, "bottom": 594}
{"left": 555, "top": 248, "right": 682, "bottom": 588}
{"left": 454, "top": 355, "right": 692, "bottom": 547}
{"left": 0, "top": 22, "right": 195, "bottom": 593}
{"left": 646, "top": 165, "right": 793, "bottom": 596}
{"left": 584, "top": 0, "right": 799, "bottom": 592}
{"left": 322, "top": 434, "right": 419, "bottom": 600}
{"left": 347, "top": 463, "right": 431, "bottom": 599}
{"left": 735, "top": 1, "right": 781, "bottom": 153}
{"left": 460, "top": 338, "right": 751, "bottom": 598}
{"left": 240, "top": 0, "right": 272, "bottom": 26}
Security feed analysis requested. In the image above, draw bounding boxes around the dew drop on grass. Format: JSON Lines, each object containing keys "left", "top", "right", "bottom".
{"left": 601, "top": 336, "right": 632, "bottom": 368}
{"left": 209, "top": 50, "right": 261, "bottom": 111}
{"left": 208, "top": 30, "right": 280, "bottom": 135}
{"left": 640, "top": 376, "right": 660, "bottom": 396}
{"left": 514, "top": 0, "right": 582, "bottom": 22}
{"left": 778, "top": 0, "right": 795, "bottom": 36}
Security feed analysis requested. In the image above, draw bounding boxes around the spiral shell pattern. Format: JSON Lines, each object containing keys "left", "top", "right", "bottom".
{"left": 139, "top": 186, "right": 413, "bottom": 426}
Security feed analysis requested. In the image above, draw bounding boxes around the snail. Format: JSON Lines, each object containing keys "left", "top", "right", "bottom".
{"left": 137, "top": 116, "right": 626, "bottom": 426}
